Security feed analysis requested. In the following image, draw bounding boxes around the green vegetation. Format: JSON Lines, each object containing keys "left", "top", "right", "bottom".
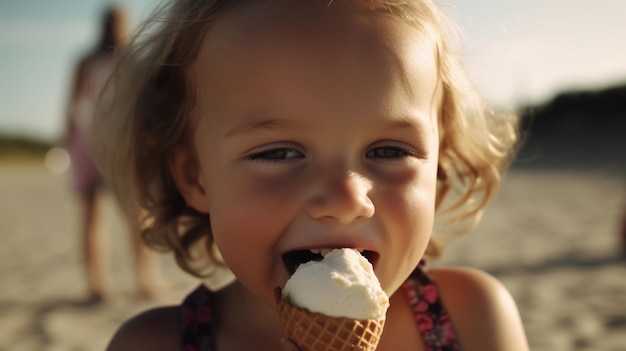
{"left": 519, "top": 83, "right": 626, "bottom": 136}
{"left": 515, "top": 82, "right": 626, "bottom": 170}
{"left": 0, "top": 133, "right": 52, "bottom": 156}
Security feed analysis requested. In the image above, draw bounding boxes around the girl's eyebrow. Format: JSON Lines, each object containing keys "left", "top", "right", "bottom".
{"left": 224, "top": 115, "right": 297, "bottom": 138}
{"left": 224, "top": 112, "right": 433, "bottom": 137}
{"left": 385, "top": 116, "right": 426, "bottom": 130}
{"left": 383, "top": 113, "right": 435, "bottom": 134}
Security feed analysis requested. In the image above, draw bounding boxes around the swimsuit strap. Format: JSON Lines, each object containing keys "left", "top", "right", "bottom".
{"left": 401, "top": 260, "right": 462, "bottom": 350}
{"left": 181, "top": 285, "right": 216, "bottom": 351}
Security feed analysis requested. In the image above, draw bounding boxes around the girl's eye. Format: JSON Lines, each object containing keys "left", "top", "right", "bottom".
{"left": 366, "top": 146, "right": 414, "bottom": 159}
{"left": 248, "top": 148, "right": 304, "bottom": 162}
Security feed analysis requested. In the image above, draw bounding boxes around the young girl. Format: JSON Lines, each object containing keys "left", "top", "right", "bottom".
{"left": 94, "top": 0, "right": 529, "bottom": 350}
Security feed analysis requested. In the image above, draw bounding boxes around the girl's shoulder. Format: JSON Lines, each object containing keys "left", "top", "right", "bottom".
{"left": 428, "top": 266, "right": 529, "bottom": 350}
{"left": 105, "top": 305, "right": 180, "bottom": 351}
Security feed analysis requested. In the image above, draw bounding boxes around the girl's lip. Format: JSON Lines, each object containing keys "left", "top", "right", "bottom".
{"left": 282, "top": 247, "right": 380, "bottom": 276}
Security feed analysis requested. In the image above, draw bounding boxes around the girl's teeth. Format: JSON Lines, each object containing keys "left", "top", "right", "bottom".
{"left": 307, "top": 249, "right": 332, "bottom": 256}
{"left": 308, "top": 248, "right": 365, "bottom": 257}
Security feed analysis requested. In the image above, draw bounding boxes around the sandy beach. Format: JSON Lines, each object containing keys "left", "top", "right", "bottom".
{"left": 0, "top": 154, "right": 625, "bottom": 351}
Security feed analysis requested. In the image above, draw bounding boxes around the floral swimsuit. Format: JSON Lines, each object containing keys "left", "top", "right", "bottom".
{"left": 181, "top": 261, "right": 462, "bottom": 350}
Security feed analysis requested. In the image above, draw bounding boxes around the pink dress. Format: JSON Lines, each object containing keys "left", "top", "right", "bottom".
{"left": 66, "top": 55, "right": 113, "bottom": 194}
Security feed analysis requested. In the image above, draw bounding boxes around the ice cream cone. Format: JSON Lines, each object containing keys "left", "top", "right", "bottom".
{"left": 275, "top": 288, "right": 385, "bottom": 351}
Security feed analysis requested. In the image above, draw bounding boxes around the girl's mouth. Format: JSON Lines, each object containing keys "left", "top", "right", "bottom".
{"left": 282, "top": 249, "right": 379, "bottom": 275}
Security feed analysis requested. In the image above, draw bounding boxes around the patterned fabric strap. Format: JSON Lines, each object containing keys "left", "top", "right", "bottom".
{"left": 181, "top": 285, "right": 216, "bottom": 351}
{"left": 401, "top": 261, "right": 462, "bottom": 351}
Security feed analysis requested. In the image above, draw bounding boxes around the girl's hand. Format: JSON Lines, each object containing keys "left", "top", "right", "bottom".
{"left": 280, "top": 338, "right": 301, "bottom": 351}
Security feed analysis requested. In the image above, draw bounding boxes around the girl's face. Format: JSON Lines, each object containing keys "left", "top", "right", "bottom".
{"left": 176, "top": 1, "right": 440, "bottom": 306}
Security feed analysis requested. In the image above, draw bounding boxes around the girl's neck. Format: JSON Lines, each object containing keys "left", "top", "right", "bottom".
{"left": 213, "top": 281, "right": 284, "bottom": 350}
{"left": 211, "top": 282, "right": 424, "bottom": 351}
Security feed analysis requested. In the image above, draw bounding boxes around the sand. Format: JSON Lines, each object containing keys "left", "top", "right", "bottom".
{"left": 0, "top": 157, "right": 624, "bottom": 351}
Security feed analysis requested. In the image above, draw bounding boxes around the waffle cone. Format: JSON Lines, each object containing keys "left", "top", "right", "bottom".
{"left": 275, "top": 288, "right": 385, "bottom": 351}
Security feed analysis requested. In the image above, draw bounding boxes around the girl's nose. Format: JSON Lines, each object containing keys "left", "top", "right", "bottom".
{"left": 306, "top": 171, "right": 375, "bottom": 224}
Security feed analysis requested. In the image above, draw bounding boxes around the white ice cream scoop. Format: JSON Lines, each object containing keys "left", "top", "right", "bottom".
{"left": 281, "top": 248, "right": 389, "bottom": 320}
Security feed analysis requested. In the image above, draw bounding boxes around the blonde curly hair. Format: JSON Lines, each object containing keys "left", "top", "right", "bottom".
{"left": 93, "top": 0, "right": 519, "bottom": 278}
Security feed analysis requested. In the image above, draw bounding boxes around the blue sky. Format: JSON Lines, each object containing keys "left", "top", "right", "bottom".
{"left": 1, "top": 0, "right": 625, "bottom": 141}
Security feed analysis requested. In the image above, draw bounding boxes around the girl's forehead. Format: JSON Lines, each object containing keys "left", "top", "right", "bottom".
{"left": 188, "top": 0, "right": 441, "bottom": 124}
{"left": 196, "top": 1, "right": 438, "bottom": 79}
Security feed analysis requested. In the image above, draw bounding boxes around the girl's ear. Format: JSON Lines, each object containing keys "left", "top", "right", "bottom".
{"left": 169, "top": 147, "right": 210, "bottom": 213}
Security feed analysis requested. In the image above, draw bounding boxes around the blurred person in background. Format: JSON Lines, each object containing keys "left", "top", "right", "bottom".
{"left": 62, "top": 5, "right": 162, "bottom": 302}
{"left": 622, "top": 201, "right": 626, "bottom": 256}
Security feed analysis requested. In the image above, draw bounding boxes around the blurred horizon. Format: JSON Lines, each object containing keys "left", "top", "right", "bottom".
{"left": 1, "top": 0, "right": 626, "bottom": 142}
